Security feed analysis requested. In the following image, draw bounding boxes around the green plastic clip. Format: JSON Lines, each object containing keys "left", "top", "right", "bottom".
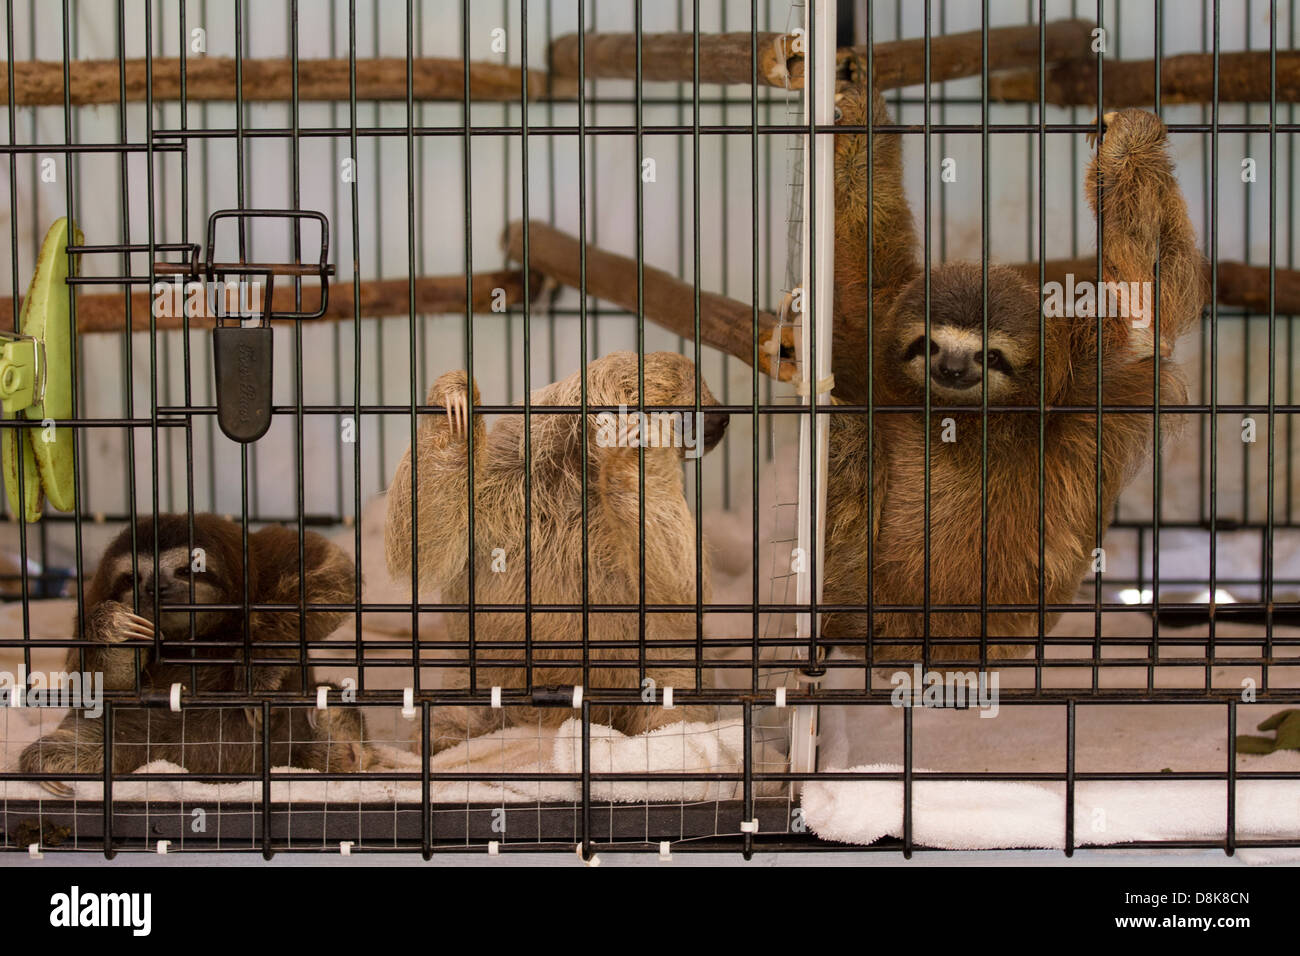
{"left": 0, "top": 333, "right": 43, "bottom": 416}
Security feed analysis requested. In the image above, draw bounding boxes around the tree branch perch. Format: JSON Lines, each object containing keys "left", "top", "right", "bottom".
{"left": 503, "top": 220, "right": 795, "bottom": 382}
{"left": 0, "top": 271, "right": 537, "bottom": 334}
{"left": 0, "top": 56, "right": 570, "bottom": 106}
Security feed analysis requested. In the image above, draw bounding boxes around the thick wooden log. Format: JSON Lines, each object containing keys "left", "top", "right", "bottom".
{"left": 1009, "top": 257, "right": 1300, "bottom": 316}
{"left": 504, "top": 220, "right": 796, "bottom": 382}
{"left": 0, "top": 56, "right": 569, "bottom": 106}
{"left": 548, "top": 31, "right": 802, "bottom": 88}
{"left": 990, "top": 50, "right": 1300, "bottom": 106}
{"left": 861, "top": 19, "right": 1096, "bottom": 90}
{"left": 548, "top": 20, "right": 1095, "bottom": 91}
{"left": 0, "top": 270, "right": 535, "bottom": 334}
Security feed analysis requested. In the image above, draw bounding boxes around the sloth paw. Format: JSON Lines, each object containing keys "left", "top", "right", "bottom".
{"left": 1088, "top": 108, "right": 1166, "bottom": 158}
{"left": 20, "top": 731, "right": 93, "bottom": 797}
{"left": 86, "top": 600, "right": 155, "bottom": 643}
{"left": 443, "top": 386, "right": 470, "bottom": 438}
{"left": 426, "top": 370, "right": 478, "bottom": 440}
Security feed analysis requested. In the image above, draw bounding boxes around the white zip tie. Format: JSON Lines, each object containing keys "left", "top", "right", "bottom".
{"left": 488, "top": 841, "right": 499, "bottom": 856}
{"left": 572, "top": 686, "right": 583, "bottom": 708}
{"left": 28, "top": 843, "right": 42, "bottom": 859}
{"left": 793, "top": 372, "right": 836, "bottom": 397}
{"left": 316, "top": 685, "right": 330, "bottom": 710}
{"left": 662, "top": 686, "right": 674, "bottom": 710}
{"left": 575, "top": 844, "right": 600, "bottom": 867}
{"left": 340, "top": 841, "right": 353, "bottom": 856}
{"left": 490, "top": 686, "right": 502, "bottom": 708}
{"left": 739, "top": 819, "right": 759, "bottom": 833}
{"left": 156, "top": 840, "right": 169, "bottom": 855}
{"left": 659, "top": 841, "right": 672, "bottom": 861}
{"left": 9, "top": 681, "right": 21, "bottom": 707}
{"left": 401, "top": 687, "right": 415, "bottom": 719}
{"left": 169, "top": 682, "right": 182, "bottom": 712}
{"left": 775, "top": 687, "right": 787, "bottom": 708}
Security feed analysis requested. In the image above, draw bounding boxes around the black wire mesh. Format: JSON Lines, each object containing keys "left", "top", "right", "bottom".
{"left": 0, "top": 0, "right": 1296, "bottom": 859}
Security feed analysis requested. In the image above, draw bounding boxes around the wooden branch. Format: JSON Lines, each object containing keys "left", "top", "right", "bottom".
{"left": 549, "top": 20, "right": 1094, "bottom": 91}
{"left": 0, "top": 270, "right": 535, "bottom": 334}
{"left": 1009, "top": 257, "right": 1300, "bottom": 316}
{"left": 549, "top": 31, "right": 802, "bottom": 88}
{"left": 0, "top": 57, "right": 571, "bottom": 106}
{"left": 990, "top": 50, "right": 1300, "bottom": 106}
{"left": 861, "top": 19, "right": 1096, "bottom": 90}
{"left": 504, "top": 220, "right": 795, "bottom": 382}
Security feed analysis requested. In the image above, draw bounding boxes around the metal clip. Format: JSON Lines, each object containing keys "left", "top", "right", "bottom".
{"left": 0, "top": 331, "right": 45, "bottom": 415}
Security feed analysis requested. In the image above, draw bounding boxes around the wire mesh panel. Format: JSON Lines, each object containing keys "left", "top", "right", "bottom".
{"left": 0, "top": 0, "right": 1297, "bottom": 861}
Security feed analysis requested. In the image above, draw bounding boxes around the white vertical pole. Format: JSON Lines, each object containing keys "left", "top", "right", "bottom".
{"left": 790, "top": 0, "right": 836, "bottom": 783}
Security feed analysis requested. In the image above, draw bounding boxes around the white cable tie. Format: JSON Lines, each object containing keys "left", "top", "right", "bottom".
{"left": 316, "top": 685, "right": 330, "bottom": 710}
{"left": 793, "top": 373, "right": 836, "bottom": 397}
{"left": 775, "top": 686, "right": 787, "bottom": 709}
{"left": 169, "top": 682, "right": 182, "bottom": 712}
{"left": 572, "top": 686, "right": 583, "bottom": 708}
{"left": 28, "top": 843, "right": 42, "bottom": 859}
{"left": 662, "top": 686, "right": 674, "bottom": 710}
{"left": 401, "top": 687, "right": 416, "bottom": 719}
{"left": 488, "top": 841, "right": 500, "bottom": 856}
{"left": 491, "top": 686, "right": 502, "bottom": 709}
{"left": 659, "top": 841, "right": 672, "bottom": 861}
{"left": 340, "top": 841, "right": 353, "bottom": 856}
{"left": 739, "top": 819, "right": 760, "bottom": 834}
{"left": 156, "top": 840, "right": 170, "bottom": 855}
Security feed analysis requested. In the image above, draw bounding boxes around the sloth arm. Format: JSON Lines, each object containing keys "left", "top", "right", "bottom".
{"left": 1051, "top": 109, "right": 1207, "bottom": 507}
{"left": 821, "top": 399, "right": 887, "bottom": 638}
{"left": 384, "top": 369, "right": 486, "bottom": 592}
{"left": 246, "top": 526, "right": 356, "bottom": 691}
{"left": 66, "top": 602, "right": 154, "bottom": 691}
{"left": 831, "top": 83, "right": 920, "bottom": 404}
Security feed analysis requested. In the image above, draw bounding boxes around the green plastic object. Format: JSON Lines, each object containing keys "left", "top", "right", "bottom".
{"left": 1236, "top": 709, "right": 1300, "bottom": 755}
{"left": 2, "top": 429, "right": 42, "bottom": 522}
{"left": 1, "top": 217, "right": 81, "bottom": 520}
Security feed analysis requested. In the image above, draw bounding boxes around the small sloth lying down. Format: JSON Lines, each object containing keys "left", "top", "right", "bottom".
{"left": 20, "top": 514, "right": 367, "bottom": 794}
{"left": 385, "top": 350, "right": 729, "bottom": 751}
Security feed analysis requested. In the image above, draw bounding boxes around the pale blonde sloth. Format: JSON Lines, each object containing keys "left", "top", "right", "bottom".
{"left": 824, "top": 87, "right": 1209, "bottom": 665}
{"left": 386, "top": 351, "right": 729, "bottom": 751}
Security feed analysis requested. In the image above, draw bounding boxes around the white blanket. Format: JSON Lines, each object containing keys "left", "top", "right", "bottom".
{"left": 801, "top": 763, "right": 1300, "bottom": 849}
{"left": 2, "top": 717, "right": 747, "bottom": 805}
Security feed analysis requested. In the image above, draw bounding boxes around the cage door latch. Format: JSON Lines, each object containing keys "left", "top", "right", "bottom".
{"left": 159, "top": 209, "right": 334, "bottom": 443}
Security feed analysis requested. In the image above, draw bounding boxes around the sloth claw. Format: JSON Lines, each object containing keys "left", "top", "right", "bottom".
{"left": 443, "top": 389, "right": 469, "bottom": 437}
{"left": 39, "top": 779, "right": 74, "bottom": 798}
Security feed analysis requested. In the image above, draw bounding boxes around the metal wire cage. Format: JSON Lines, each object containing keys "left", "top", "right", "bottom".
{"left": 0, "top": 0, "right": 1297, "bottom": 861}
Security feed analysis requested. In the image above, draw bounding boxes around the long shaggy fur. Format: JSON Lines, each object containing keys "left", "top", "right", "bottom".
{"left": 824, "top": 88, "right": 1209, "bottom": 664}
{"left": 19, "top": 514, "right": 365, "bottom": 787}
{"left": 385, "top": 350, "right": 724, "bottom": 750}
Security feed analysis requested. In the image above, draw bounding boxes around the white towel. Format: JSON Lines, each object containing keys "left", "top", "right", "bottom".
{"left": 801, "top": 763, "right": 1300, "bottom": 849}
{"left": 1, "top": 717, "right": 747, "bottom": 805}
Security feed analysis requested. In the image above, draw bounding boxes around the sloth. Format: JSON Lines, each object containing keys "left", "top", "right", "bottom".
{"left": 822, "top": 85, "right": 1208, "bottom": 664}
{"left": 385, "top": 350, "right": 728, "bottom": 751}
{"left": 20, "top": 514, "right": 366, "bottom": 793}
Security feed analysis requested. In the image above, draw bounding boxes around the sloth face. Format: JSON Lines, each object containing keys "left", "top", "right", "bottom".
{"left": 101, "top": 545, "right": 227, "bottom": 637}
{"left": 889, "top": 263, "right": 1045, "bottom": 405}
{"left": 897, "top": 322, "right": 1027, "bottom": 402}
